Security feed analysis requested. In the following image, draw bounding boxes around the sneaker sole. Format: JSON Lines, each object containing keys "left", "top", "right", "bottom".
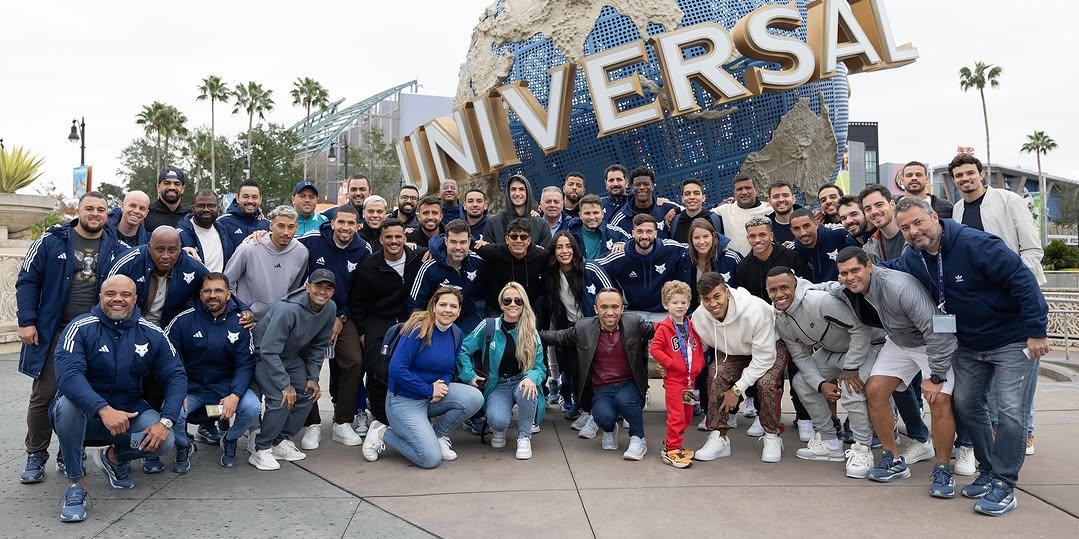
{"left": 955, "top": 466, "right": 977, "bottom": 477}
{"left": 20, "top": 473, "right": 45, "bottom": 484}
{"left": 59, "top": 511, "right": 88, "bottom": 523}
{"left": 490, "top": 441, "right": 506, "bottom": 449}
{"left": 796, "top": 452, "right": 845, "bottom": 462}
{"left": 247, "top": 456, "right": 280, "bottom": 471}
{"left": 845, "top": 469, "right": 870, "bottom": 479}
{"left": 974, "top": 498, "right": 1017, "bottom": 516}
{"left": 332, "top": 435, "right": 364, "bottom": 446}
{"left": 693, "top": 450, "right": 730, "bottom": 461}
{"left": 662, "top": 458, "right": 692, "bottom": 468}
{"left": 515, "top": 452, "right": 532, "bottom": 460}
{"left": 930, "top": 488, "right": 957, "bottom": 499}
{"left": 868, "top": 469, "right": 912, "bottom": 483}
{"left": 623, "top": 451, "right": 646, "bottom": 461}
{"left": 273, "top": 453, "right": 307, "bottom": 462}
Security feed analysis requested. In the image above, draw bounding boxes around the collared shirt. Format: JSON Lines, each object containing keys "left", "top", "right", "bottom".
{"left": 591, "top": 327, "right": 632, "bottom": 388}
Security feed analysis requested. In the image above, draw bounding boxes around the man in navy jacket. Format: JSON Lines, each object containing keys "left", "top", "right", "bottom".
{"left": 16, "top": 192, "right": 129, "bottom": 483}
{"left": 410, "top": 220, "right": 488, "bottom": 332}
{"left": 50, "top": 275, "right": 186, "bottom": 522}
{"left": 165, "top": 273, "right": 259, "bottom": 470}
{"left": 567, "top": 194, "right": 630, "bottom": 260}
{"left": 178, "top": 190, "right": 236, "bottom": 272}
{"left": 597, "top": 213, "right": 690, "bottom": 314}
{"left": 107, "top": 227, "right": 211, "bottom": 328}
{"left": 106, "top": 191, "right": 150, "bottom": 247}
{"left": 608, "top": 167, "right": 680, "bottom": 239}
{"left": 216, "top": 180, "right": 269, "bottom": 248}
{"left": 790, "top": 208, "right": 859, "bottom": 283}
{"left": 887, "top": 198, "right": 1049, "bottom": 516}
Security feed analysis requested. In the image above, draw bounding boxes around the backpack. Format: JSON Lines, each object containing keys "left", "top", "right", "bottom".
{"left": 469, "top": 318, "right": 498, "bottom": 385}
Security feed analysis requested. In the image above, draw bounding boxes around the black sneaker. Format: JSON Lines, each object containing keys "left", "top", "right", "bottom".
{"left": 20, "top": 451, "right": 48, "bottom": 484}
{"left": 171, "top": 443, "right": 196, "bottom": 474}
{"left": 220, "top": 436, "right": 239, "bottom": 468}
{"left": 195, "top": 423, "right": 223, "bottom": 445}
{"left": 142, "top": 456, "right": 165, "bottom": 474}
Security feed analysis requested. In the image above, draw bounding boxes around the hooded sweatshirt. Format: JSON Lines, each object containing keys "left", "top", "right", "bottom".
{"left": 794, "top": 225, "right": 859, "bottom": 283}
{"left": 223, "top": 234, "right": 309, "bottom": 320}
{"left": 566, "top": 218, "right": 629, "bottom": 260}
{"left": 600, "top": 193, "right": 628, "bottom": 224}
{"left": 299, "top": 223, "right": 372, "bottom": 319}
{"left": 252, "top": 288, "right": 335, "bottom": 390}
{"left": 475, "top": 242, "right": 547, "bottom": 311}
{"left": 691, "top": 286, "right": 776, "bottom": 394}
{"left": 597, "top": 239, "right": 691, "bottom": 313}
{"left": 482, "top": 175, "right": 552, "bottom": 247}
{"left": 409, "top": 235, "right": 488, "bottom": 332}
{"left": 216, "top": 199, "right": 269, "bottom": 249}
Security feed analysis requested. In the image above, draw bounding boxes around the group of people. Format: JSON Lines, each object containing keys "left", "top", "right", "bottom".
{"left": 15, "top": 154, "right": 1047, "bottom": 522}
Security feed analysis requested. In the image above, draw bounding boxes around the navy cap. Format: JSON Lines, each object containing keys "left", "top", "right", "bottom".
{"left": 308, "top": 268, "right": 336, "bottom": 287}
{"left": 293, "top": 180, "right": 318, "bottom": 196}
{"left": 158, "top": 166, "right": 187, "bottom": 185}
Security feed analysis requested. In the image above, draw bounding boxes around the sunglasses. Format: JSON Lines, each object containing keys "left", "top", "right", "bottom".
{"left": 501, "top": 297, "right": 525, "bottom": 307}
{"left": 508, "top": 233, "right": 530, "bottom": 241}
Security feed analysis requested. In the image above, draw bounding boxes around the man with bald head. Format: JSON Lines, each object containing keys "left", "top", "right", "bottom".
{"left": 50, "top": 274, "right": 187, "bottom": 522}
{"left": 108, "top": 191, "right": 151, "bottom": 246}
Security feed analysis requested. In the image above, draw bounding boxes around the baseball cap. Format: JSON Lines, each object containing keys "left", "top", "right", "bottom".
{"left": 293, "top": 180, "right": 318, "bottom": 196}
{"left": 158, "top": 166, "right": 187, "bottom": 185}
{"left": 308, "top": 268, "right": 336, "bottom": 287}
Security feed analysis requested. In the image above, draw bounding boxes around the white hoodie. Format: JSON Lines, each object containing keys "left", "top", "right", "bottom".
{"left": 691, "top": 286, "right": 777, "bottom": 394}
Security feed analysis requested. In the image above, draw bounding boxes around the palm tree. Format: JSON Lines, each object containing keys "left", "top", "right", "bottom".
{"left": 959, "top": 61, "right": 1003, "bottom": 183}
{"left": 196, "top": 75, "right": 230, "bottom": 191}
{"left": 159, "top": 105, "right": 189, "bottom": 172}
{"left": 136, "top": 101, "right": 168, "bottom": 171}
{"left": 1021, "top": 130, "right": 1059, "bottom": 247}
{"left": 232, "top": 81, "right": 275, "bottom": 176}
{"left": 290, "top": 77, "right": 330, "bottom": 180}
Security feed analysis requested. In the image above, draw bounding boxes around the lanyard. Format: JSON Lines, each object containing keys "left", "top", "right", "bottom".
{"left": 675, "top": 321, "right": 692, "bottom": 384}
{"left": 921, "top": 252, "right": 946, "bottom": 313}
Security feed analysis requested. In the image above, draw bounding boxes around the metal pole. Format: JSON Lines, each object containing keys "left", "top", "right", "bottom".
{"left": 1039, "top": 169, "right": 1048, "bottom": 248}
{"left": 344, "top": 141, "right": 349, "bottom": 178}
{"left": 79, "top": 117, "right": 86, "bottom": 166}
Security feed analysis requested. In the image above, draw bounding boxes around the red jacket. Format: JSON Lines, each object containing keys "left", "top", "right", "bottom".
{"left": 649, "top": 317, "right": 705, "bottom": 387}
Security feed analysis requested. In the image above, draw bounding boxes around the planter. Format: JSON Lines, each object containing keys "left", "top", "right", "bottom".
{"left": 0, "top": 193, "right": 57, "bottom": 240}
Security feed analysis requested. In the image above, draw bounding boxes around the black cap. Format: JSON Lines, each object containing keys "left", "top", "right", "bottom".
{"left": 308, "top": 268, "right": 336, "bottom": 287}
{"left": 158, "top": 166, "right": 187, "bottom": 185}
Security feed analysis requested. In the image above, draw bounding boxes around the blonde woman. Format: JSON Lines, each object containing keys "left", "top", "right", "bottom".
{"left": 362, "top": 286, "right": 484, "bottom": 469}
{"left": 457, "top": 282, "right": 546, "bottom": 459}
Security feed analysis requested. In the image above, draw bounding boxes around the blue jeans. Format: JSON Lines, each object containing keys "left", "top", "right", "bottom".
{"left": 893, "top": 372, "right": 929, "bottom": 443}
{"left": 955, "top": 382, "right": 1038, "bottom": 448}
{"left": 175, "top": 389, "right": 261, "bottom": 448}
{"left": 591, "top": 380, "right": 645, "bottom": 438}
{"left": 385, "top": 383, "right": 484, "bottom": 469}
{"left": 952, "top": 342, "right": 1037, "bottom": 488}
{"left": 485, "top": 375, "right": 539, "bottom": 440}
{"left": 50, "top": 396, "right": 175, "bottom": 481}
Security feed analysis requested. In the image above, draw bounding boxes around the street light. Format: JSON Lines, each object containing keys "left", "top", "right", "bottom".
{"left": 68, "top": 117, "right": 86, "bottom": 166}
{"left": 242, "top": 156, "right": 250, "bottom": 179}
{"left": 327, "top": 142, "right": 337, "bottom": 162}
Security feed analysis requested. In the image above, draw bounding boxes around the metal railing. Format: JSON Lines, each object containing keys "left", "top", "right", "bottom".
{"left": 1045, "top": 295, "right": 1079, "bottom": 361}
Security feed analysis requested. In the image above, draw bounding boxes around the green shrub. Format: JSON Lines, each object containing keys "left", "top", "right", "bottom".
{"left": 1043, "top": 240, "right": 1079, "bottom": 270}
{"left": 30, "top": 211, "right": 69, "bottom": 240}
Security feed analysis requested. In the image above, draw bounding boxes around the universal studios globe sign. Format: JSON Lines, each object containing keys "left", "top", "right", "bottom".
{"left": 396, "top": 0, "right": 917, "bottom": 200}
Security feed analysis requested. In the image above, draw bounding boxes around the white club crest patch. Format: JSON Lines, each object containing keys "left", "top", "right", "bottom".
{"left": 586, "top": 284, "right": 596, "bottom": 295}
{"left": 347, "top": 261, "right": 358, "bottom": 272}
{"left": 827, "top": 249, "right": 839, "bottom": 261}
{"left": 182, "top": 271, "right": 195, "bottom": 284}
{"left": 466, "top": 270, "right": 477, "bottom": 281}
{"left": 227, "top": 331, "right": 240, "bottom": 344}
{"left": 134, "top": 343, "right": 149, "bottom": 357}
{"left": 654, "top": 263, "right": 666, "bottom": 274}
{"left": 721, "top": 272, "right": 731, "bottom": 283}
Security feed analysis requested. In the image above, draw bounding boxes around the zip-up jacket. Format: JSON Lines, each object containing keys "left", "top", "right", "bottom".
{"left": 542, "top": 262, "right": 614, "bottom": 329}
{"left": 689, "top": 244, "right": 742, "bottom": 307}
{"left": 608, "top": 196, "right": 681, "bottom": 239}
{"left": 107, "top": 245, "right": 209, "bottom": 327}
{"left": 296, "top": 211, "right": 328, "bottom": 237}
{"left": 596, "top": 239, "right": 690, "bottom": 313}
{"left": 884, "top": 218, "right": 1048, "bottom": 352}
{"left": 55, "top": 305, "right": 187, "bottom": 422}
{"left": 795, "top": 225, "right": 859, "bottom": 283}
{"left": 410, "top": 235, "right": 488, "bottom": 331}
{"left": 252, "top": 288, "right": 335, "bottom": 390}
{"left": 649, "top": 317, "right": 706, "bottom": 388}
{"left": 165, "top": 298, "right": 254, "bottom": 401}
{"left": 16, "top": 221, "right": 129, "bottom": 378}
{"left": 350, "top": 247, "right": 426, "bottom": 335}
{"left": 475, "top": 242, "right": 547, "bottom": 311}
{"left": 144, "top": 199, "right": 190, "bottom": 233}
{"left": 107, "top": 207, "right": 148, "bottom": 246}
{"left": 952, "top": 186, "right": 1045, "bottom": 285}
{"left": 669, "top": 209, "right": 725, "bottom": 242}
{"left": 177, "top": 214, "right": 237, "bottom": 268}
{"left": 441, "top": 203, "right": 462, "bottom": 227}
{"left": 600, "top": 193, "right": 628, "bottom": 224}
{"left": 215, "top": 199, "right": 269, "bottom": 248}
{"left": 566, "top": 218, "right": 629, "bottom": 260}
{"left": 691, "top": 286, "right": 776, "bottom": 394}
{"left": 457, "top": 316, "right": 547, "bottom": 423}
{"left": 466, "top": 214, "right": 489, "bottom": 243}
{"left": 299, "top": 223, "right": 372, "bottom": 319}
{"left": 735, "top": 244, "right": 809, "bottom": 302}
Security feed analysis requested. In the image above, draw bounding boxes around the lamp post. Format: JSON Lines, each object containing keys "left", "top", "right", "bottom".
{"left": 242, "top": 156, "right": 250, "bottom": 179}
{"left": 327, "top": 140, "right": 349, "bottom": 178}
{"left": 68, "top": 117, "right": 86, "bottom": 166}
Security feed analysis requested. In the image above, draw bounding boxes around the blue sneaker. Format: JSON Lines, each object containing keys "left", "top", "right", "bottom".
{"left": 20, "top": 451, "right": 48, "bottom": 484}
{"left": 929, "top": 464, "right": 956, "bottom": 498}
{"left": 196, "top": 423, "right": 223, "bottom": 445}
{"left": 974, "top": 481, "right": 1017, "bottom": 516}
{"left": 55, "top": 450, "right": 65, "bottom": 473}
{"left": 59, "top": 482, "right": 90, "bottom": 522}
{"left": 171, "top": 443, "right": 196, "bottom": 474}
{"left": 463, "top": 418, "right": 485, "bottom": 436}
{"left": 142, "top": 457, "right": 165, "bottom": 474}
{"left": 962, "top": 472, "right": 994, "bottom": 499}
{"left": 220, "top": 436, "right": 239, "bottom": 468}
{"left": 563, "top": 407, "right": 581, "bottom": 421}
{"left": 867, "top": 450, "right": 911, "bottom": 482}
{"left": 95, "top": 448, "right": 134, "bottom": 489}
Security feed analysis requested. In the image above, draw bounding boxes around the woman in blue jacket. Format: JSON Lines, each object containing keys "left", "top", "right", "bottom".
{"left": 362, "top": 286, "right": 483, "bottom": 469}
{"left": 458, "top": 282, "right": 547, "bottom": 460}
{"left": 687, "top": 218, "right": 741, "bottom": 309}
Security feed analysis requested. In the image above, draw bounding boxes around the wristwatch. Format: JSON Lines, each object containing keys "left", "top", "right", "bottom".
{"left": 158, "top": 418, "right": 174, "bottom": 429}
{"left": 929, "top": 374, "right": 947, "bottom": 385}
{"left": 732, "top": 386, "right": 743, "bottom": 398}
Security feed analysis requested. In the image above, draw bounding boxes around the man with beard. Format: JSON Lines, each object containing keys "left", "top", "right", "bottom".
{"left": 608, "top": 167, "right": 679, "bottom": 239}
{"left": 107, "top": 191, "right": 150, "bottom": 246}
{"left": 323, "top": 174, "right": 370, "bottom": 222}
{"left": 540, "top": 186, "right": 570, "bottom": 238}
{"left": 713, "top": 174, "right": 773, "bottom": 256}
{"left": 567, "top": 194, "right": 630, "bottom": 260}
{"left": 50, "top": 275, "right": 186, "bottom": 522}
{"left": 16, "top": 192, "right": 128, "bottom": 484}
{"left": 292, "top": 181, "right": 327, "bottom": 236}
{"left": 411, "top": 220, "right": 488, "bottom": 332}
{"left": 597, "top": 214, "right": 690, "bottom": 316}
{"left": 474, "top": 218, "right": 548, "bottom": 314}
{"left": 352, "top": 218, "right": 427, "bottom": 426}
{"left": 462, "top": 188, "right": 489, "bottom": 243}
{"left": 144, "top": 167, "right": 191, "bottom": 233}
{"left": 860, "top": 185, "right": 907, "bottom": 263}
{"left": 790, "top": 208, "right": 859, "bottom": 283}
{"left": 817, "top": 185, "right": 844, "bottom": 225}
{"left": 837, "top": 195, "right": 875, "bottom": 245}
{"left": 600, "top": 164, "right": 629, "bottom": 223}
{"left": 359, "top": 195, "right": 388, "bottom": 247}
{"left": 406, "top": 196, "right": 445, "bottom": 250}
{"left": 563, "top": 172, "right": 585, "bottom": 218}
{"left": 439, "top": 179, "right": 462, "bottom": 226}
{"left": 217, "top": 180, "right": 269, "bottom": 248}
{"left": 897, "top": 161, "right": 952, "bottom": 218}
{"left": 669, "top": 177, "right": 725, "bottom": 244}
{"left": 767, "top": 181, "right": 799, "bottom": 248}
{"left": 224, "top": 205, "right": 309, "bottom": 321}
{"left": 483, "top": 174, "right": 552, "bottom": 246}
{"left": 179, "top": 190, "right": 233, "bottom": 272}
{"left": 389, "top": 185, "right": 420, "bottom": 228}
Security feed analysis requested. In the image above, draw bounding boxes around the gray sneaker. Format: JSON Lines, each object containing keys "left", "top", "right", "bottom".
{"left": 601, "top": 425, "right": 619, "bottom": 450}
{"left": 579, "top": 416, "right": 599, "bottom": 439}
{"left": 623, "top": 436, "right": 647, "bottom": 461}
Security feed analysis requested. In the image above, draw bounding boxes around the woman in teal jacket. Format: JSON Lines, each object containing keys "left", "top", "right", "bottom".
{"left": 458, "top": 281, "right": 546, "bottom": 460}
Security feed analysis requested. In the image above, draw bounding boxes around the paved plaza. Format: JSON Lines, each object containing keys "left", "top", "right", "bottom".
{"left": 2, "top": 352, "right": 1077, "bottom": 538}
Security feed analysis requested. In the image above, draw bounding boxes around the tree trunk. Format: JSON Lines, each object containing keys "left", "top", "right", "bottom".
{"left": 979, "top": 86, "right": 993, "bottom": 185}
{"left": 247, "top": 113, "right": 254, "bottom": 175}
{"left": 210, "top": 98, "right": 217, "bottom": 192}
{"left": 303, "top": 101, "right": 311, "bottom": 180}
{"left": 154, "top": 132, "right": 162, "bottom": 173}
{"left": 1038, "top": 152, "right": 1047, "bottom": 247}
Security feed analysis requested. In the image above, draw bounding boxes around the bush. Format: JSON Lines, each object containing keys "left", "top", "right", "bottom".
{"left": 30, "top": 211, "right": 69, "bottom": 240}
{"left": 1043, "top": 240, "right": 1079, "bottom": 270}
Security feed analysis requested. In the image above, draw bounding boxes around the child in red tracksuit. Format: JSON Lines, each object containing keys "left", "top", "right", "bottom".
{"left": 650, "top": 281, "right": 706, "bottom": 468}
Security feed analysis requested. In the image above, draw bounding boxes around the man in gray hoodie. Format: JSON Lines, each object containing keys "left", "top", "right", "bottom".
{"left": 482, "top": 174, "right": 552, "bottom": 248}
{"left": 767, "top": 267, "right": 882, "bottom": 478}
{"left": 224, "top": 205, "right": 309, "bottom": 320}
{"left": 248, "top": 269, "right": 336, "bottom": 471}
{"left": 830, "top": 247, "right": 958, "bottom": 499}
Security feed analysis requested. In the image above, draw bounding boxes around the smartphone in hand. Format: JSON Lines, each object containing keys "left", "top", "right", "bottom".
{"left": 129, "top": 431, "right": 146, "bottom": 450}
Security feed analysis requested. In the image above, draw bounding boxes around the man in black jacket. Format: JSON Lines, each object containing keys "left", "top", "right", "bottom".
{"left": 144, "top": 167, "right": 191, "bottom": 233}
{"left": 736, "top": 215, "right": 810, "bottom": 300}
{"left": 482, "top": 174, "right": 552, "bottom": 247}
{"left": 405, "top": 196, "right": 445, "bottom": 250}
{"left": 540, "top": 289, "right": 655, "bottom": 461}
{"left": 350, "top": 218, "right": 426, "bottom": 425}
{"left": 474, "top": 218, "right": 547, "bottom": 315}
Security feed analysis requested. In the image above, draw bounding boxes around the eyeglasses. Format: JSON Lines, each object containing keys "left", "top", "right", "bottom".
{"left": 501, "top": 297, "right": 525, "bottom": 307}
{"left": 508, "top": 233, "right": 530, "bottom": 241}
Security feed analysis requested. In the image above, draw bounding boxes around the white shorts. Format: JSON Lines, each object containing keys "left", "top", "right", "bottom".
{"left": 870, "top": 338, "right": 955, "bottom": 395}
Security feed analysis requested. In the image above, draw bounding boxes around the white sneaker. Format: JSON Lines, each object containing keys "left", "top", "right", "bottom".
{"left": 571, "top": 413, "right": 591, "bottom": 431}
{"left": 515, "top": 437, "right": 532, "bottom": 460}
{"left": 795, "top": 433, "right": 844, "bottom": 461}
{"left": 623, "top": 436, "right": 647, "bottom": 461}
{"left": 844, "top": 442, "right": 873, "bottom": 478}
{"left": 955, "top": 445, "right": 977, "bottom": 476}
{"left": 352, "top": 411, "right": 370, "bottom": 436}
{"left": 248, "top": 448, "right": 280, "bottom": 471}
{"left": 697, "top": 416, "right": 709, "bottom": 431}
{"left": 531, "top": 423, "right": 542, "bottom": 434}
{"left": 362, "top": 420, "right": 387, "bottom": 462}
{"left": 747, "top": 417, "right": 764, "bottom": 437}
{"left": 332, "top": 423, "right": 363, "bottom": 446}
{"left": 246, "top": 428, "right": 260, "bottom": 455}
{"left": 578, "top": 416, "right": 599, "bottom": 439}
{"left": 797, "top": 420, "right": 814, "bottom": 443}
{"left": 491, "top": 430, "right": 507, "bottom": 449}
{"left": 299, "top": 425, "right": 321, "bottom": 450}
{"left": 694, "top": 431, "right": 731, "bottom": 461}
{"left": 438, "top": 436, "right": 458, "bottom": 461}
{"left": 900, "top": 439, "right": 934, "bottom": 465}
{"left": 743, "top": 397, "right": 757, "bottom": 418}
{"left": 622, "top": 419, "right": 630, "bottom": 428}
{"left": 761, "top": 433, "right": 783, "bottom": 463}
{"left": 726, "top": 413, "right": 738, "bottom": 429}
{"left": 601, "top": 425, "right": 619, "bottom": 451}
{"left": 272, "top": 440, "right": 307, "bottom": 462}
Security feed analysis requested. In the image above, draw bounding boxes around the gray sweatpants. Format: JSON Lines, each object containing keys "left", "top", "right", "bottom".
{"left": 791, "top": 344, "right": 880, "bottom": 445}
{"left": 254, "top": 356, "right": 316, "bottom": 451}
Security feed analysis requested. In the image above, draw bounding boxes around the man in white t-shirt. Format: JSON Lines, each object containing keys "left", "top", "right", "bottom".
{"left": 712, "top": 174, "right": 772, "bottom": 256}
{"left": 179, "top": 190, "right": 233, "bottom": 273}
